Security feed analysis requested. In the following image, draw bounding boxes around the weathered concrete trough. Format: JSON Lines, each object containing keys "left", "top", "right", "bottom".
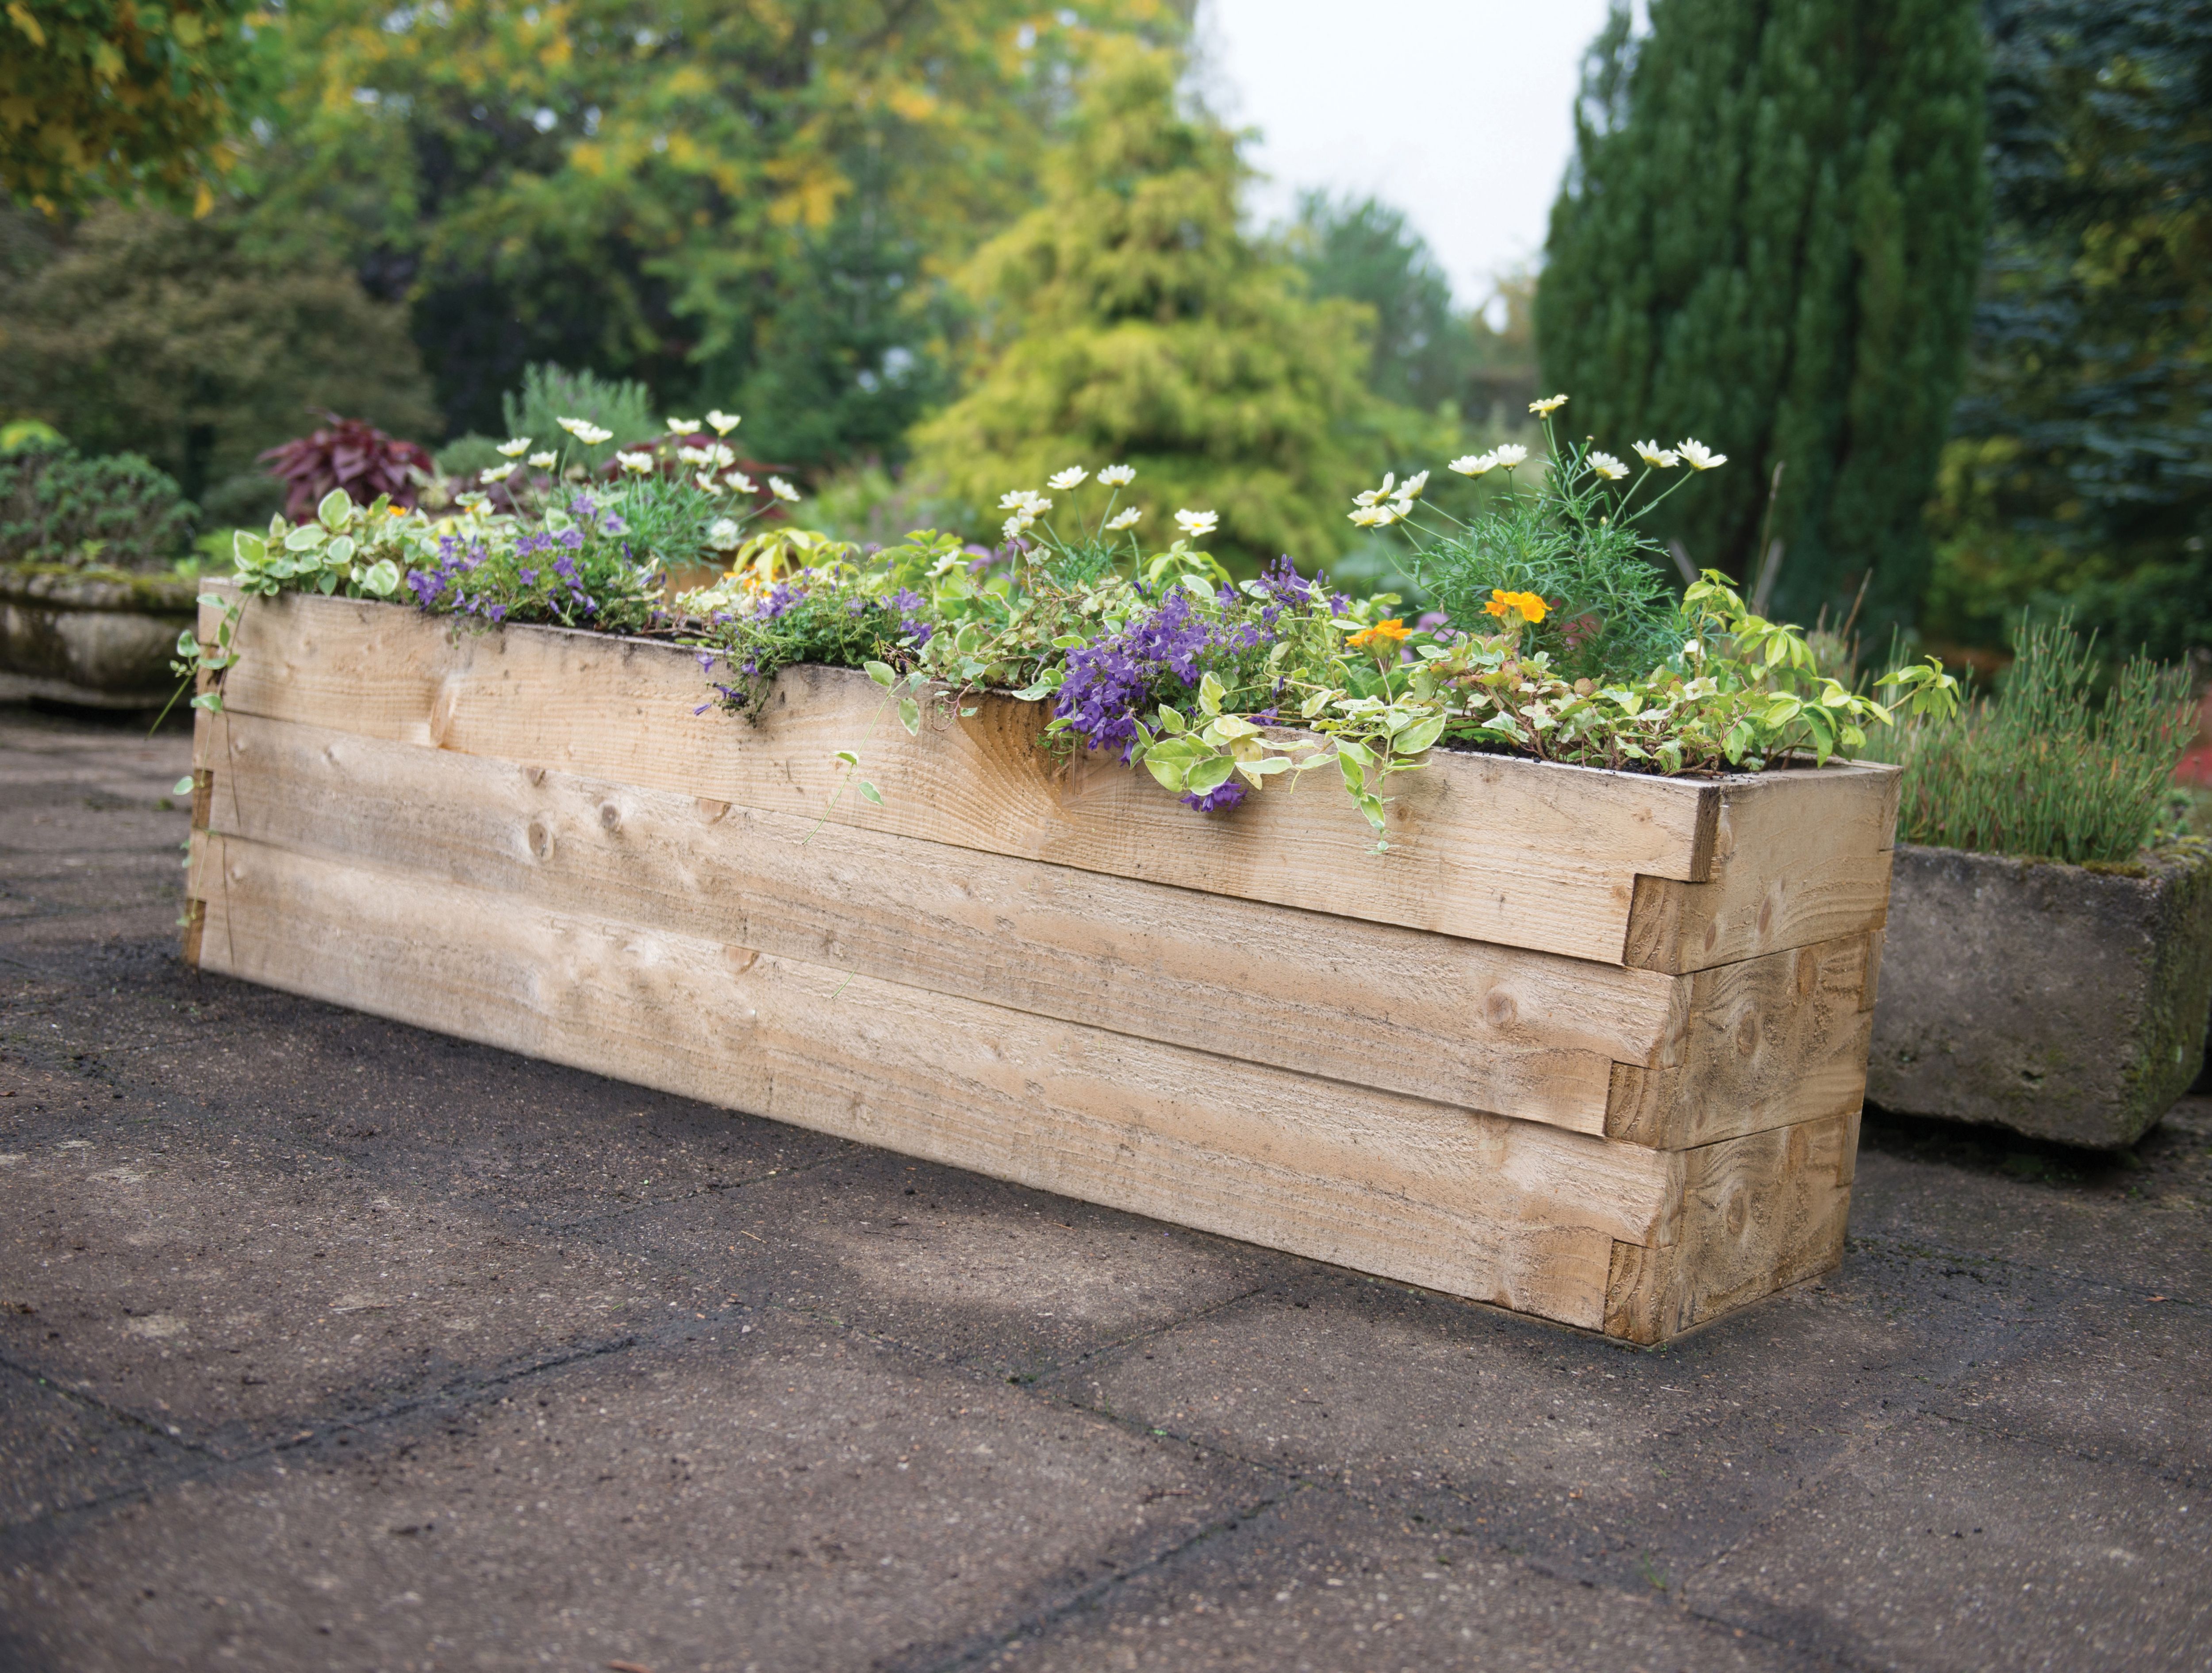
{"left": 1868, "top": 843, "right": 2212, "bottom": 1148}
{"left": 0, "top": 564, "right": 196, "bottom": 707}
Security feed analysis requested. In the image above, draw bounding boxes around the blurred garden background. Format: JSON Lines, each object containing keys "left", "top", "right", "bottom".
{"left": 1, "top": 0, "right": 2205, "bottom": 671}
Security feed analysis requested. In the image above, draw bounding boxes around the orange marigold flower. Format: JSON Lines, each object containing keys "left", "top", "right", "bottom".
{"left": 1347, "top": 618, "right": 1410, "bottom": 649}
{"left": 1484, "top": 589, "right": 1548, "bottom": 624}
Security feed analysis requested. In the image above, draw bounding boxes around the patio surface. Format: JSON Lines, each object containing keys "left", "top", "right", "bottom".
{"left": 2, "top": 701, "right": 2208, "bottom": 1672}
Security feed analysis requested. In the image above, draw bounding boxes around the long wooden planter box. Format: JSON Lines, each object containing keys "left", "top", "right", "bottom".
{"left": 182, "top": 590, "right": 1901, "bottom": 1344}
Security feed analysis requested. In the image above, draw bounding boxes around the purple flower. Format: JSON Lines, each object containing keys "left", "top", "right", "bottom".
{"left": 1417, "top": 610, "right": 1449, "bottom": 632}
{"left": 1256, "top": 556, "right": 1321, "bottom": 607}
{"left": 407, "top": 569, "right": 444, "bottom": 606}
{"left": 1181, "top": 781, "right": 1247, "bottom": 814}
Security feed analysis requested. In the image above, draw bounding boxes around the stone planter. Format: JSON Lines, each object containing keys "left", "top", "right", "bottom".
{"left": 182, "top": 588, "right": 1904, "bottom": 1344}
{"left": 1868, "top": 844, "right": 2212, "bottom": 1147}
{"left": 0, "top": 564, "right": 197, "bottom": 707}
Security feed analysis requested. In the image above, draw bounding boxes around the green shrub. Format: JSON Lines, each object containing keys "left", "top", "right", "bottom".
{"left": 500, "top": 365, "right": 659, "bottom": 474}
{"left": 0, "top": 441, "right": 198, "bottom": 570}
{"left": 1862, "top": 616, "right": 2196, "bottom": 864}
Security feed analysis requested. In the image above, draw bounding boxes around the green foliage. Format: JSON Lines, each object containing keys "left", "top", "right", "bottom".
{"left": 0, "top": 207, "right": 438, "bottom": 515}
{"left": 1538, "top": 0, "right": 1988, "bottom": 629}
{"left": 0, "top": 440, "right": 198, "bottom": 569}
{"left": 1, "top": 0, "right": 262, "bottom": 216}
{"left": 1861, "top": 616, "right": 2197, "bottom": 863}
{"left": 1402, "top": 427, "right": 1686, "bottom": 683}
{"left": 906, "top": 38, "right": 1391, "bottom": 572}
{"left": 500, "top": 365, "right": 659, "bottom": 473}
{"left": 242, "top": 0, "right": 1182, "bottom": 449}
{"left": 1928, "top": 0, "right": 2212, "bottom": 660}
{"left": 1286, "top": 192, "right": 1469, "bottom": 414}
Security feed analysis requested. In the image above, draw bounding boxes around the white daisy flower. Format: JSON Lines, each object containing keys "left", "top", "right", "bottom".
{"left": 1449, "top": 453, "right": 1498, "bottom": 477}
{"left": 1588, "top": 451, "right": 1628, "bottom": 481}
{"left": 705, "top": 411, "right": 741, "bottom": 435}
{"left": 1354, "top": 472, "right": 1398, "bottom": 509}
{"left": 1174, "top": 508, "right": 1218, "bottom": 540}
{"left": 557, "top": 418, "right": 614, "bottom": 445}
{"left": 496, "top": 437, "right": 531, "bottom": 458}
{"left": 678, "top": 446, "right": 710, "bottom": 466}
{"left": 727, "top": 471, "right": 756, "bottom": 494}
{"left": 694, "top": 472, "right": 725, "bottom": 495}
{"left": 1493, "top": 444, "right": 1529, "bottom": 468}
{"left": 769, "top": 476, "right": 800, "bottom": 503}
{"left": 1103, "top": 507, "right": 1141, "bottom": 531}
{"left": 527, "top": 451, "right": 557, "bottom": 469}
{"left": 1047, "top": 466, "right": 1088, "bottom": 491}
{"left": 706, "top": 517, "right": 742, "bottom": 550}
{"left": 1676, "top": 439, "right": 1728, "bottom": 471}
{"left": 1399, "top": 470, "right": 1429, "bottom": 500}
{"left": 1097, "top": 464, "right": 1136, "bottom": 487}
{"left": 480, "top": 463, "right": 518, "bottom": 484}
{"left": 1632, "top": 439, "right": 1678, "bottom": 469}
{"left": 665, "top": 417, "right": 698, "bottom": 434}
{"left": 615, "top": 450, "right": 655, "bottom": 475}
{"left": 1002, "top": 514, "right": 1034, "bottom": 544}
{"left": 1529, "top": 393, "right": 1569, "bottom": 416}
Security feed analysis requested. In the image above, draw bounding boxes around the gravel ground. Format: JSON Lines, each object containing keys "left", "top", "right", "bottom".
{"left": 3, "top": 701, "right": 2208, "bottom": 1672}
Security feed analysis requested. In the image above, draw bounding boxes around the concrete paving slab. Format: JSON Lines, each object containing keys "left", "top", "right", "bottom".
{"left": 0, "top": 1111, "right": 710, "bottom": 1455}
{"left": 965, "top": 1485, "right": 1818, "bottom": 1673}
{"left": 0, "top": 1362, "right": 198, "bottom": 1528}
{"left": 1852, "top": 1103, "right": 2212, "bottom": 1299}
{"left": 591, "top": 1148, "right": 1295, "bottom": 1381}
{"left": 0, "top": 1307, "right": 1275, "bottom": 1673}
{"left": 1682, "top": 1410, "right": 2210, "bottom": 1672}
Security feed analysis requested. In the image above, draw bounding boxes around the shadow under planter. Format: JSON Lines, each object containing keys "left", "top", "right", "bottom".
{"left": 0, "top": 564, "right": 197, "bottom": 708}
{"left": 1868, "top": 844, "right": 2212, "bottom": 1148}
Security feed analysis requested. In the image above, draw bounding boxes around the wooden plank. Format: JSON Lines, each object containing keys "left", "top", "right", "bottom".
{"left": 190, "top": 832, "right": 1683, "bottom": 1331}
{"left": 1601, "top": 932, "right": 1876, "bottom": 1148}
{"left": 200, "top": 588, "right": 1726, "bottom": 965}
{"left": 1623, "top": 762, "right": 1901, "bottom": 975}
{"left": 193, "top": 709, "right": 1687, "bottom": 1136}
{"left": 1601, "top": 1106, "right": 1858, "bottom": 1344}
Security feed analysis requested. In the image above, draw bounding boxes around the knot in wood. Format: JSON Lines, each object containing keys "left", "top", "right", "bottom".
{"left": 526, "top": 820, "right": 553, "bottom": 862}
{"left": 598, "top": 802, "right": 622, "bottom": 834}
{"left": 1483, "top": 989, "right": 1517, "bottom": 1031}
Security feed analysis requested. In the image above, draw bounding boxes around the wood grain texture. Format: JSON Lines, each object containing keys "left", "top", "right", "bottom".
{"left": 1624, "top": 763, "right": 1901, "bottom": 975}
{"left": 192, "top": 710, "right": 1686, "bottom": 1135}
{"left": 190, "top": 831, "right": 1683, "bottom": 1331}
{"left": 1601, "top": 932, "right": 1877, "bottom": 1148}
{"left": 1602, "top": 1106, "right": 1859, "bottom": 1345}
{"left": 199, "top": 588, "right": 1726, "bottom": 964}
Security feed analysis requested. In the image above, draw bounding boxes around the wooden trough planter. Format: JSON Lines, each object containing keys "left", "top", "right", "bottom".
{"left": 182, "top": 589, "right": 1900, "bottom": 1345}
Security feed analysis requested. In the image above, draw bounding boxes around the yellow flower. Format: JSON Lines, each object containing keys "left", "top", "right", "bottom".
{"left": 1484, "top": 589, "right": 1548, "bottom": 624}
{"left": 1529, "top": 393, "right": 1569, "bottom": 417}
{"left": 1347, "top": 618, "right": 1410, "bottom": 649}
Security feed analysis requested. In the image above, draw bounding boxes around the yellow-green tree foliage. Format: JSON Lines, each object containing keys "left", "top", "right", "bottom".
{"left": 1, "top": 0, "right": 259, "bottom": 215}
{"left": 907, "top": 40, "right": 1385, "bottom": 568}
{"left": 243, "top": 1, "right": 1182, "bottom": 449}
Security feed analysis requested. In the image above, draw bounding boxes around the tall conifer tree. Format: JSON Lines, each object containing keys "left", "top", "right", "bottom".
{"left": 908, "top": 38, "right": 1383, "bottom": 569}
{"left": 1538, "top": 0, "right": 1987, "bottom": 625}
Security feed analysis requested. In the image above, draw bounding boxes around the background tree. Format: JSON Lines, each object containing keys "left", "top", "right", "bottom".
{"left": 0, "top": 206, "right": 438, "bottom": 521}
{"left": 1, "top": 0, "right": 262, "bottom": 216}
{"left": 1538, "top": 0, "right": 1988, "bottom": 627}
{"left": 1927, "top": 0, "right": 2211, "bottom": 660}
{"left": 906, "top": 38, "right": 1386, "bottom": 570}
{"left": 239, "top": 0, "right": 1181, "bottom": 462}
{"left": 1286, "top": 192, "right": 1469, "bottom": 414}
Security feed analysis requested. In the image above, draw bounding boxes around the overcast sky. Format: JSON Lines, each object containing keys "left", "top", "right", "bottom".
{"left": 1194, "top": 0, "right": 1618, "bottom": 308}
